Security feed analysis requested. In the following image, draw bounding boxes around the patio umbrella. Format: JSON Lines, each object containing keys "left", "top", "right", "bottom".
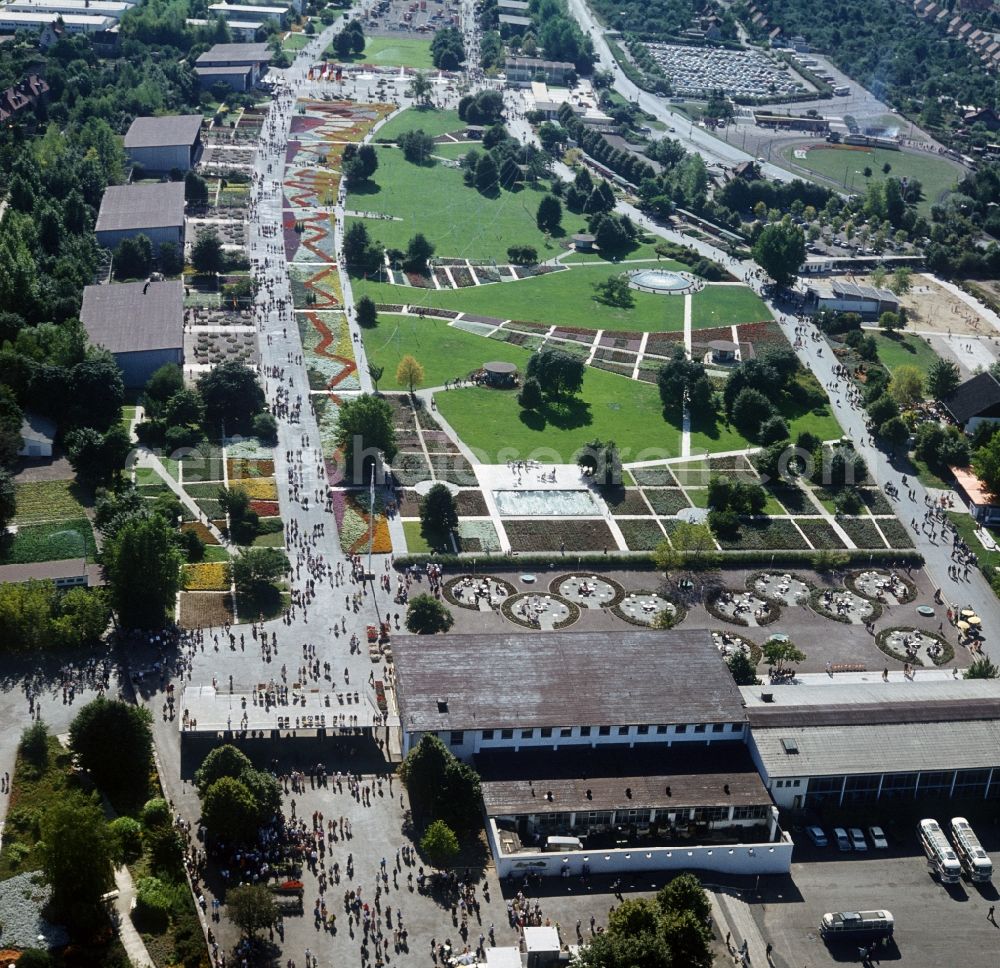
{"left": 956, "top": 620, "right": 970, "bottom": 630}
{"left": 961, "top": 608, "right": 976, "bottom": 618}
{"left": 968, "top": 616, "right": 982, "bottom": 626}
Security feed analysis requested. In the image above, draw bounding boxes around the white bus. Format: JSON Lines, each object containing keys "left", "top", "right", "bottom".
{"left": 950, "top": 817, "right": 993, "bottom": 882}
{"left": 820, "top": 910, "right": 894, "bottom": 942}
{"left": 918, "top": 819, "right": 962, "bottom": 884}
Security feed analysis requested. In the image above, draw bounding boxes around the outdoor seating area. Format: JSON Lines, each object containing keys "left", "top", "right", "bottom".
{"left": 812, "top": 588, "right": 875, "bottom": 624}
{"left": 556, "top": 575, "right": 620, "bottom": 608}
{"left": 711, "top": 590, "right": 776, "bottom": 627}
{"left": 504, "top": 592, "right": 575, "bottom": 630}
{"left": 750, "top": 572, "right": 811, "bottom": 606}
{"left": 851, "top": 569, "right": 915, "bottom": 604}
{"left": 616, "top": 591, "right": 675, "bottom": 625}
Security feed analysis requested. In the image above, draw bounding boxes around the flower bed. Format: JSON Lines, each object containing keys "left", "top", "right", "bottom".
{"left": 184, "top": 562, "right": 230, "bottom": 591}
{"left": 457, "top": 519, "right": 502, "bottom": 552}
{"left": 450, "top": 266, "right": 475, "bottom": 288}
{"left": 250, "top": 500, "right": 281, "bottom": 516}
{"left": 230, "top": 477, "right": 279, "bottom": 500}
{"left": 13, "top": 480, "right": 89, "bottom": 524}
{"left": 618, "top": 519, "right": 666, "bottom": 551}
{"left": 336, "top": 491, "right": 392, "bottom": 554}
{"left": 502, "top": 592, "right": 579, "bottom": 629}
{"left": 876, "top": 518, "right": 914, "bottom": 549}
{"left": 643, "top": 489, "right": 691, "bottom": 515}
{"left": 604, "top": 488, "right": 652, "bottom": 516}
{"left": 444, "top": 574, "right": 515, "bottom": 608}
{"left": 590, "top": 360, "right": 635, "bottom": 377}
{"left": 455, "top": 490, "right": 489, "bottom": 515}
{"left": 736, "top": 319, "right": 787, "bottom": 349}
{"left": 630, "top": 466, "right": 678, "bottom": 486}
{"left": 227, "top": 458, "right": 275, "bottom": 480}
{"left": 796, "top": 519, "right": 846, "bottom": 549}
{"left": 838, "top": 517, "right": 888, "bottom": 549}
{"left": 181, "top": 521, "right": 220, "bottom": 546}
{"left": 504, "top": 518, "right": 616, "bottom": 552}
{"left": 716, "top": 519, "right": 809, "bottom": 551}
{"left": 0, "top": 518, "right": 97, "bottom": 565}
{"left": 179, "top": 591, "right": 234, "bottom": 627}
{"left": 225, "top": 435, "right": 274, "bottom": 460}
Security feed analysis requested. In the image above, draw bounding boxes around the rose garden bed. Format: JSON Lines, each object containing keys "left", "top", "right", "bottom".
{"left": 617, "top": 519, "right": 666, "bottom": 551}
{"left": 504, "top": 519, "right": 617, "bottom": 553}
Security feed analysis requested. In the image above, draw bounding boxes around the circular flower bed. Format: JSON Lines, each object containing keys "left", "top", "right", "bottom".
{"left": 502, "top": 592, "right": 579, "bottom": 630}
{"left": 876, "top": 627, "right": 954, "bottom": 667}
{"left": 443, "top": 574, "right": 515, "bottom": 610}
{"left": 745, "top": 570, "right": 813, "bottom": 607}
{"left": 614, "top": 590, "right": 687, "bottom": 628}
{"left": 706, "top": 588, "right": 781, "bottom": 627}
{"left": 845, "top": 569, "right": 917, "bottom": 605}
{"left": 549, "top": 573, "right": 625, "bottom": 609}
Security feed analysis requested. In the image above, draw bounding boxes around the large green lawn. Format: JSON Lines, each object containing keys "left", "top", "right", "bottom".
{"left": 377, "top": 107, "right": 464, "bottom": 141}
{"left": 364, "top": 315, "right": 530, "bottom": 389}
{"left": 346, "top": 148, "right": 571, "bottom": 262}
{"left": 784, "top": 143, "right": 963, "bottom": 214}
{"left": 435, "top": 368, "right": 681, "bottom": 463}
{"left": 690, "top": 285, "right": 771, "bottom": 328}
{"left": 872, "top": 332, "right": 939, "bottom": 378}
{"left": 346, "top": 37, "right": 434, "bottom": 69}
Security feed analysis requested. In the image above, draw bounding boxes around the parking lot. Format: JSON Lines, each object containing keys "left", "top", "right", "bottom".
{"left": 646, "top": 42, "right": 810, "bottom": 99}
{"left": 761, "top": 812, "right": 1000, "bottom": 967}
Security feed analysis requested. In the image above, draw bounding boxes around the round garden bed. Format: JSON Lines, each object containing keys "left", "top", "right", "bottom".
{"left": 502, "top": 592, "right": 579, "bottom": 630}
{"left": 746, "top": 571, "right": 812, "bottom": 607}
{"left": 846, "top": 568, "right": 917, "bottom": 605}
{"left": 443, "top": 574, "right": 515, "bottom": 611}
{"left": 876, "top": 627, "right": 954, "bottom": 667}
{"left": 712, "top": 629, "right": 762, "bottom": 665}
{"left": 550, "top": 573, "right": 625, "bottom": 609}
{"left": 614, "top": 590, "right": 686, "bottom": 628}
{"left": 706, "top": 588, "right": 781, "bottom": 628}
{"left": 809, "top": 587, "right": 880, "bottom": 625}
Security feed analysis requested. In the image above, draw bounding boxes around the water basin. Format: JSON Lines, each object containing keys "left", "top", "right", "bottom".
{"left": 493, "top": 489, "right": 597, "bottom": 516}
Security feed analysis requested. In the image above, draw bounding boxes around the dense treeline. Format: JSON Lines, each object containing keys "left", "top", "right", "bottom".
{"left": 925, "top": 162, "right": 1000, "bottom": 278}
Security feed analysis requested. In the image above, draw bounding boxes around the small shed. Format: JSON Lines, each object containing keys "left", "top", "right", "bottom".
{"left": 572, "top": 232, "right": 595, "bottom": 252}
{"left": 18, "top": 411, "right": 56, "bottom": 458}
{"left": 483, "top": 361, "right": 518, "bottom": 388}
{"left": 708, "top": 339, "right": 739, "bottom": 363}
{"left": 524, "top": 925, "right": 561, "bottom": 968}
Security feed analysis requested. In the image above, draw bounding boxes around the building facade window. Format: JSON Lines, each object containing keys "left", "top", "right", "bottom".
{"left": 732, "top": 804, "right": 769, "bottom": 821}
{"left": 599, "top": 726, "right": 611, "bottom": 736}
{"left": 540, "top": 727, "right": 552, "bottom": 738}
{"left": 711, "top": 723, "right": 724, "bottom": 733}
{"left": 580, "top": 726, "right": 591, "bottom": 736}
{"left": 675, "top": 724, "right": 687, "bottom": 734}
{"left": 482, "top": 729, "right": 494, "bottom": 741}
{"left": 521, "top": 729, "right": 534, "bottom": 739}
{"left": 917, "top": 770, "right": 953, "bottom": 798}
{"left": 501, "top": 728, "right": 513, "bottom": 740}
{"left": 617, "top": 726, "right": 629, "bottom": 736}
{"left": 843, "top": 774, "right": 880, "bottom": 803}
{"left": 694, "top": 724, "right": 706, "bottom": 734}
{"left": 560, "top": 727, "right": 572, "bottom": 737}
{"left": 450, "top": 731, "right": 464, "bottom": 746}
{"left": 656, "top": 725, "right": 668, "bottom": 734}
{"left": 880, "top": 772, "right": 918, "bottom": 800}
{"left": 637, "top": 725, "right": 649, "bottom": 735}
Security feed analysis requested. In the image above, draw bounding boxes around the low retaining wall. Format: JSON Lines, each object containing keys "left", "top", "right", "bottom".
{"left": 488, "top": 821, "right": 794, "bottom": 878}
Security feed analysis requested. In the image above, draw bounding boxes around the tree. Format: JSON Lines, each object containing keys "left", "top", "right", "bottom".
{"left": 184, "top": 170, "right": 209, "bottom": 205}
{"left": 65, "top": 425, "right": 130, "bottom": 488}
{"left": 109, "top": 816, "right": 144, "bottom": 865}
{"left": 195, "top": 743, "right": 253, "bottom": 794}
{"left": 926, "top": 358, "right": 961, "bottom": 401}
{"left": 657, "top": 873, "right": 712, "bottom": 926}
{"left": 658, "top": 348, "right": 707, "bottom": 415}
{"left": 201, "top": 776, "right": 261, "bottom": 842}
{"left": 592, "top": 274, "right": 634, "bottom": 308}
{"left": 20, "top": 719, "right": 50, "bottom": 769}
{"left": 396, "top": 355, "right": 425, "bottom": 393}
{"left": 70, "top": 698, "right": 153, "bottom": 807}
{"left": 517, "top": 377, "right": 543, "bottom": 411}
{"left": 72, "top": 351, "right": 126, "bottom": 431}
{"left": 163, "top": 387, "right": 205, "bottom": 428}
{"left": 652, "top": 521, "right": 718, "bottom": 570}
{"left": 526, "top": 349, "right": 584, "bottom": 398}
{"left": 406, "top": 71, "right": 433, "bottom": 105}
{"left": 726, "top": 650, "right": 759, "bottom": 685}
{"left": 143, "top": 363, "right": 185, "bottom": 418}
{"left": 114, "top": 234, "right": 154, "bottom": 279}
{"left": 762, "top": 639, "right": 806, "bottom": 672}
{"left": 731, "top": 387, "right": 775, "bottom": 440}
{"left": 420, "top": 819, "right": 459, "bottom": 868}
{"left": 406, "top": 593, "right": 454, "bottom": 634}
{"left": 420, "top": 483, "right": 458, "bottom": 537}
{"left": 400, "top": 734, "right": 481, "bottom": 828}
{"left": 368, "top": 362, "right": 384, "bottom": 393}
{"left": 751, "top": 223, "right": 805, "bottom": 287}
{"left": 252, "top": 412, "right": 278, "bottom": 442}
{"left": 888, "top": 364, "right": 924, "bottom": 408}
{"left": 228, "top": 885, "right": 278, "bottom": 938}
{"left": 0, "top": 385, "right": 24, "bottom": 467}
{"left": 102, "top": 513, "right": 183, "bottom": 628}
{"left": 758, "top": 414, "right": 790, "bottom": 446}
{"left": 229, "top": 547, "right": 288, "bottom": 598}
{"left": 878, "top": 310, "right": 902, "bottom": 332}
{"left": 889, "top": 266, "right": 912, "bottom": 295}
{"left": 398, "top": 129, "right": 435, "bottom": 164}
{"left": 965, "top": 657, "right": 999, "bottom": 679}
{"left": 879, "top": 415, "right": 910, "bottom": 451}
{"left": 973, "top": 433, "right": 1000, "bottom": 497}
{"left": 474, "top": 153, "right": 499, "bottom": 194}
{"left": 198, "top": 361, "right": 265, "bottom": 427}
{"left": 334, "top": 393, "right": 397, "bottom": 483}
{"left": 343, "top": 143, "right": 378, "bottom": 184}
{"left": 536, "top": 194, "right": 562, "bottom": 233}
{"left": 403, "top": 233, "right": 435, "bottom": 274}
{"left": 0, "top": 468, "right": 15, "bottom": 532}
{"left": 356, "top": 295, "right": 378, "bottom": 328}
{"left": 41, "top": 799, "right": 115, "bottom": 930}
{"left": 343, "top": 221, "right": 382, "bottom": 275}
{"left": 192, "top": 227, "right": 225, "bottom": 274}
{"left": 578, "top": 438, "right": 622, "bottom": 486}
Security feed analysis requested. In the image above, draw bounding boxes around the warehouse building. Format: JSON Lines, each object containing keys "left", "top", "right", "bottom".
{"left": 80, "top": 281, "right": 184, "bottom": 386}
{"left": 124, "top": 115, "right": 204, "bottom": 173}
{"left": 94, "top": 181, "right": 186, "bottom": 251}
{"left": 0, "top": 10, "right": 114, "bottom": 32}
{"left": 3, "top": 0, "right": 133, "bottom": 19}
{"left": 195, "top": 42, "right": 270, "bottom": 89}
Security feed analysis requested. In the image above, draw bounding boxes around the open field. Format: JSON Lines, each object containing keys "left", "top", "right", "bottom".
{"left": 376, "top": 107, "right": 464, "bottom": 141}
{"left": 364, "top": 315, "right": 530, "bottom": 389}
{"left": 434, "top": 369, "right": 681, "bottom": 462}
{"left": 871, "top": 331, "right": 939, "bottom": 377}
{"left": 784, "top": 143, "right": 963, "bottom": 214}
{"left": 351, "top": 36, "right": 434, "bottom": 68}
{"left": 689, "top": 285, "right": 770, "bottom": 328}
{"left": 345, "top": 147, "right": 577, "bottom": 262}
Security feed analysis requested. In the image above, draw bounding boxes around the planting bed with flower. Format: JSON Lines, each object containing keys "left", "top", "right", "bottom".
{"left": 299, "top": 312, "right": 359, "bottom": 390}
{"left": 184, "top": 562, "right": 230, "bottom": 591}
{"left": 229, "top": 477, "right": 279, "bottom": 501}
{"left": 334, "top": 490, "right": 393, "bottom": 554}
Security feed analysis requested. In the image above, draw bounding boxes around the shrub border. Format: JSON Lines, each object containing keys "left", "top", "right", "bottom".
{"left": 548, "top": 573, "right": 626, "bottom": 609}
{"left": 705, "top": 588, "right": 781, "bottom": 628}
{"left": 744, "top": 570, "right": 815, "bottom": 606}
{"left": 443, "top": 574, "right": 516, "bottom": 610}
{"left": 501, "top": 592, "right": 580, "bottom": 630}
{"left": 808, "top": 586, "right": 882, "bottom": 625}
{"left": 844, "top": 568, "right": 917, "bottom": 605}
{"left": 875, "top": 626, "right": 954, "bottom": 668}
{"left": 613, "top": 589, "right": 688, "bottom": 628}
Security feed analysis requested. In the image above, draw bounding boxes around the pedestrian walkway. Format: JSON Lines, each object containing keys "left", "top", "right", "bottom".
{"left": 711, "top": 887, "right": 773, "bottom": 968}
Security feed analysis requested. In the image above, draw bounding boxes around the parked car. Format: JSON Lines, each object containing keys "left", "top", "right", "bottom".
{"left": 806, "top": 826, "right": 828, "bottom": 847}
{"left": 868, "top": 826, "right": 888, "bottom": 849}
{"left": 849, "top": 828, "right": 868, "bottom": 851}
{"left": 834, "top": 827, "right": 851, "bottom": 851}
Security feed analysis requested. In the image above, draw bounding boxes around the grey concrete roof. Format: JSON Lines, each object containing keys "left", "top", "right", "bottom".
{"left": 394, "top": 629, "right": 745, "bottom": 732}
{"left": 20, "top": 411, "right": 56, "bottom": 444}
{"left": 124, "top": 114, "right": 203, "bottom": 150}
{"left": 196, "top": 41, "right": 270, "bottom": 64}
{"left": 80, "top": 281, "right": 183, "bottom": 354}
{"left": 95, "top": 182, "right": 185, "bottom": 234}
{"left": 753, "top": 719, "right": 1000, "bottom": 778}
{"left": 740, "top": 679, "right": 1000, "bottom": 709}
{"left": 195, "top": 65, "right": 253, "bottom": 76}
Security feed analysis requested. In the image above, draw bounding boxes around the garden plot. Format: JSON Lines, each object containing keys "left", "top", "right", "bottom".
{"left": 284, "top": 211, "right": 338, "bottom": 263}
{"left": 13, "top": 480, "right": 90, "bottom": 525}
{"left": 298, "top": 311, "right": 359, "bottom": 391}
